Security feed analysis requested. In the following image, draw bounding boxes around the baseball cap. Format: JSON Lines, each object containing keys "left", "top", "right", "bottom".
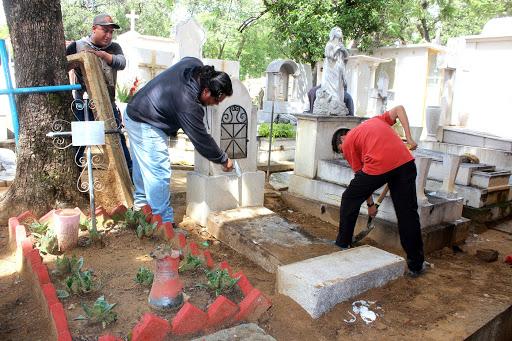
{"left": 93, "top": 14, "right": 120, "bottom": 29}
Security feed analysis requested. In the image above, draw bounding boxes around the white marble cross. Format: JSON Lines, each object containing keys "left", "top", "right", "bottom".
{"left": 126, "top": 10, "right": 139, "bottom": 32}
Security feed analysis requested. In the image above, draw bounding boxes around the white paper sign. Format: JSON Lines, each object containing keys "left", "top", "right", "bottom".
{"left": 71, "top": 121, "right": 105, "bottom": 146}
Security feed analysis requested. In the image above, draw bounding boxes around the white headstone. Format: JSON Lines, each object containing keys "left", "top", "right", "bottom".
{"left": 175, "top": 18, "right": 206, "bottom": 60}
{"left": 126, "top": 10, "right": 139, "bottom": 32}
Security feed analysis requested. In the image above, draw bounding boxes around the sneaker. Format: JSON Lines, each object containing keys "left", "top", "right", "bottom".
{"left": 406, "top": 261, "right": 428, "bottom": 278}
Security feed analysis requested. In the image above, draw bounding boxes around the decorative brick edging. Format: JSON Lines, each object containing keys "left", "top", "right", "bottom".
{"left": 9, "top": 204, "right": 272, "bottom": 341}
{"left": 10, "top": 211, "right": 73, "bottom": 341}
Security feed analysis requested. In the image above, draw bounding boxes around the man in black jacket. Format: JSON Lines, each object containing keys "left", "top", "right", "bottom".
{"left": 125, "top": 57, "right": 234, "bottom": 227}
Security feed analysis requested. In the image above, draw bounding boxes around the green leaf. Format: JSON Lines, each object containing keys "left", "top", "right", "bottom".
{"left": 56, "top": 289, "right": 70, "bottom": 299}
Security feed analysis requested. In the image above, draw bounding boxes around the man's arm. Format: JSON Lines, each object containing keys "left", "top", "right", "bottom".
{"left": 388, "top": 105, "right": 417, "bottom": 150}
{"left": 88, "top": 43, "right": 126, "bottom": 70}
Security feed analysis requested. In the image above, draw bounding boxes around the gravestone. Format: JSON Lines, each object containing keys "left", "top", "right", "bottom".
{"left": 186, "top": 79, "right": 264, "bottom": 226}
{"left": 175, "top": 18, "right": 206, "bottom": 60}
{"left": 260, "top": 59, "right": 312, "bottom": 118}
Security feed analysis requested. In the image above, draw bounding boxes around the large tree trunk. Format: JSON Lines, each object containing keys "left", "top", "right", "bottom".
{"left": 0, "top": 0, "right": 86, "bottom": 224}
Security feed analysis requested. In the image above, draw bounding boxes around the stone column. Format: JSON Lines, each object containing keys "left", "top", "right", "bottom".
{"left": 415, "top": 157, "right": 432, "bottom": 205}
{"left": 440, "top": 154, "right": 462, "bottom": 195}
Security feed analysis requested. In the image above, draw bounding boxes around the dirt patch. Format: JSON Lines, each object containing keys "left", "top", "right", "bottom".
{"left": 1, "top": 189, "right": 512, "bottom": 341}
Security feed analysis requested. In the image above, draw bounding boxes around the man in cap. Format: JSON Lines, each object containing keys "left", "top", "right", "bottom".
{"left": 66, "top": 14, "right": 132, "bottom": 174}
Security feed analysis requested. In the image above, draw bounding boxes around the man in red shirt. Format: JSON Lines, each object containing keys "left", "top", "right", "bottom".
{"left": 331, "top": 105, "right": 425, "bottom": 276}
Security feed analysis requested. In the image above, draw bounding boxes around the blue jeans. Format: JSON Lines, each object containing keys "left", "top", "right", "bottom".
{"left": 123, "top": 111, "right": 174, "bottom": 222}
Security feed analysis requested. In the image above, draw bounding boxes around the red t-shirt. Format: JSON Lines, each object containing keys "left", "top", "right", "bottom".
{"left": 341, "top": 111, "right": 414, "bottom": 175}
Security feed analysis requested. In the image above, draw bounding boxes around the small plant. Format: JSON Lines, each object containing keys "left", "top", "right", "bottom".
{"left": 29, "top": 221, "right": 49, "bottom": 235}
{"left": 32, "top": 228, "right": 59, "bottom": 255}
{"left": 75, "top": 295, "right": 117, "bottom": 329}
{"left": 135, "top": 267, "right": 154, "bottom": 286}
{"left": 203, "top": 268, "right": 240, "bottom": 297}
{"left": 65, "top": 269, "right": 94, "bottom": 295}
{"left": 258, "top": 122, "right": 296, "bottom": 139}
{"left": 59, "top": 256, "right": 95, "bottom": 295}
{"left": 124, "top": 208, "right": 146, "bottom": 230}
{"left": 179, "top": 254, "right": 204, "bottom": 273}
{"left": 54, "top": 255, "right": 82, "bottom": 276}
{"left": 136, "top": 220, "right": 158, "bottom": 239}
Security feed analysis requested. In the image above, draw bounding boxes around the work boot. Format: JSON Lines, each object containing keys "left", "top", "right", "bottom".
{"left": 406, "top": 261, "right": 429, "bottom": 278}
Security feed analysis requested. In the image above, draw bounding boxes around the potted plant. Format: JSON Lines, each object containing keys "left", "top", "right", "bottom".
{"left": 116, "top": 78, "right": 140, "bottom": 113}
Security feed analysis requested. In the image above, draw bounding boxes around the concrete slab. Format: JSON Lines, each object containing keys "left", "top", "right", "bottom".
{"left": 268, "top": 171, "right": 292, "bottom": 191}
{"left": 277, "top": 245, "right": 405, "bottom": 319}
{"left": 192, "top": 323, "right": 277, "bottom": 341}
{"left": 206, "top": 207, "right": 340, "bottom": 273}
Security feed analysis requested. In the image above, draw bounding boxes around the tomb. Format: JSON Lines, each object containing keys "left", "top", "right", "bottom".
{"left": 186, "top": 80, "right": 265, "bottom": 226}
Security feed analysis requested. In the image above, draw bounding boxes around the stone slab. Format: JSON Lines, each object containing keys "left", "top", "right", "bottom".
{"left": 442, "top": 127, "right": 512, "bottom": 152}
{"left": 290, "top": 174, "right": 463, "bottom": 227}
{"left": 206, "top": 207, "right": 340, "bottom": 273}
{"left": 277, "top": 245, "right": 405, "bottom": 319}
{"left": 268, "top": 171, "right": 293, "bottom": 191}
{"left": 470, "top": 170, "right": 511, "bottom": 189}
{"left": 462, "top": 201, "right": 512, "bottom": 223}
{"left": 192, "top": 323, "right": 276, "bottom": 341}
{"left": 426, "top": 179, "right": 511, "bottom": 208}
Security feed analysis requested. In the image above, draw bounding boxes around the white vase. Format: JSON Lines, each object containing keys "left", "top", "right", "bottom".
{"left": 425, "top": 106, "right": 441, "bottom": 141}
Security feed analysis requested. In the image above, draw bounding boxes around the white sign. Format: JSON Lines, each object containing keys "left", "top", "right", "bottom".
{"left": 71, "top": 121, "right": 105, "bottom": 146}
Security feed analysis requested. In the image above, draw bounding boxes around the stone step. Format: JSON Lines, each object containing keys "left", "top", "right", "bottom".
{"left": 426, "top": 179, "right": 512, "bottom": 208}
{"left": 206, "top": 207, "right": 340, "bottom": 273}
{"left": 419, "top": 141, "right": 512, "bottom": 185}
{"left": 470, "top": 169, "right": 511, "bottom": 189}
{"left": 277, "top": 245, "right": 405, "bottom": 319}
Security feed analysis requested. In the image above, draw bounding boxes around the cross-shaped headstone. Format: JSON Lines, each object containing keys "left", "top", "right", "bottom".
{"left": 126, "top": 10, "right": 139, "bottom": 32}
{"left": 138, "top": 50, "right": 167, "bottom": 80}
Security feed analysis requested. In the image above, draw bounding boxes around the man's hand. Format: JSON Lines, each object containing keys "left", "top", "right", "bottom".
{"left": 368, "top": 204, "right": 378, "bottom": 218}
{"left": 406, "top": 138, "right": 418, "bottom": 151}
{"left": 222, "top": 158, "right": 233, "bottom": 172}
{"left": 87, "top": 49, "right": 113, "bottom": 65}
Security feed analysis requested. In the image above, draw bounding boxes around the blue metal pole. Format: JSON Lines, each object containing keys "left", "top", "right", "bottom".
{"left": 0, "top": 84, "right": 81, "bottom": 95}
{"left": 0, "top": 39, "right": 19, "bottom": 144}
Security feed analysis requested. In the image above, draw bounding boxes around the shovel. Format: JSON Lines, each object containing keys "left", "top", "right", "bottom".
{"left": 352, "top": 184, "right": 389, "bottom": 243}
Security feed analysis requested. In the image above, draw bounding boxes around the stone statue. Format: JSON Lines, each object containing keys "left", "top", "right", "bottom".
{"left": 313, "top": 27, "right": 349, "bottom": 116}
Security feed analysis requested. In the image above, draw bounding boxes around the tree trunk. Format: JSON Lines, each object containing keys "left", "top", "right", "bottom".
{"left": 0, "top": 0, "right": 86, "bottom": 224}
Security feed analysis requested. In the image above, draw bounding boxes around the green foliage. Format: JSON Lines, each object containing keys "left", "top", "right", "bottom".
{"left": 124, "top": 208, "right": 146, "bottom": 230}
{"left": 258, "top": 123, "right": 296, "bottom": 139}
{"left": 179, "top": 254, "right": 204, "bottom": 273}
{"left": 135, "top": 267, "right": 154, "bottom": 286}
{"left": 54, "top": 254, "right": 83, "bottom": 276}
{"left": 61, "top": 0, "right": 175, "bottom": 40}
{"left": 136, "top": 221, "right": 158, "bottom": 239}
{"left": 204, "top": 268, "right": 239, "bottom": 297}
{"left": 32, "top": 228, "right": 59, "bottom": 255}
{"left": 60, "top": 256, "right": 95, "bottom": 295}
{"left": 75, "top": 296, "right": 117, "bottom": 329}
{"left": 29, "top": 221, "right": 49, "bottom": 235}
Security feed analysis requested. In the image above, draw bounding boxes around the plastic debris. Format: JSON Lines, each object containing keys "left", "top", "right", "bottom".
{"left": 349, "top": 300, "right": 380, "bottom": 325}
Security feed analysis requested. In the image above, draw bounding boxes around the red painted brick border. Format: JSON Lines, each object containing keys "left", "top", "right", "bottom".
{"left": 10, "top": 205, "right": 273, "bottom": 340}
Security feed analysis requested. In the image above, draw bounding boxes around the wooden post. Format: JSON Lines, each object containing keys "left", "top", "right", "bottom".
{"left": 67, "top": 52, "right": 134, "bottom": 207}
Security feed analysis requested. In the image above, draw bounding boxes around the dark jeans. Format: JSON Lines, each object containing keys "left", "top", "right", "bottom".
{"left": 74, "top": 103, "right": 133, "bottom": 177}
{"left": 336, "top": 160, "right": 424, "bottom": 271}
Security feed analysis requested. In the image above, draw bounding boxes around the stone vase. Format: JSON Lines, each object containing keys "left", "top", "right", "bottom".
{"left": 425, "top": 106, "right": 441, "bottom": 141}
{"left": 53, "top": 209, "right": 80, "bottom": 251}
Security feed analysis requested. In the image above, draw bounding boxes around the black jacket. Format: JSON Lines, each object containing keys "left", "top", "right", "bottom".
{"left": 127, "top": 57, "right": 227, "bottom": 164}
